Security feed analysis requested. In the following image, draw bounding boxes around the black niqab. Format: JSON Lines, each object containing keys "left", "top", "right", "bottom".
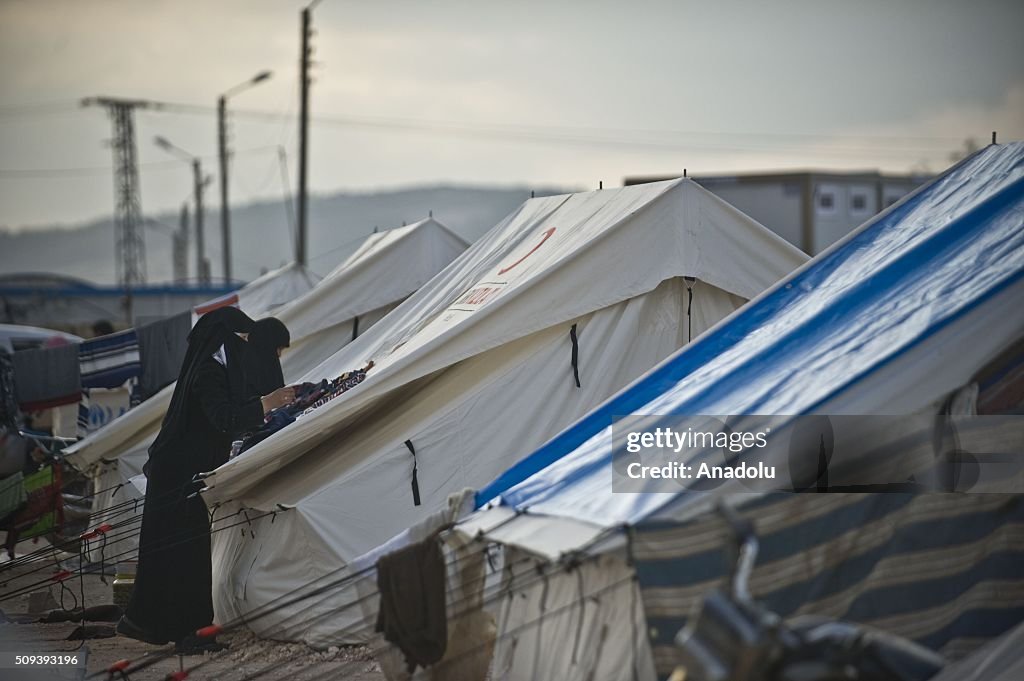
{"left": 243, "top": 317, "right": 290, "bottom": 397}
{"left": 150, "top": 306, "right": 255, "bottom": 461}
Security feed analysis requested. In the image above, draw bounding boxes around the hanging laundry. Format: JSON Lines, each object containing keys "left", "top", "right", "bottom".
{"left": 0, "top": 471, "right": 26, "bottom": 522}
{"left": 1, "top": 463, "right": 63, "bottom": 559}
{"left": 137, "top": 311, "right": 191, "bottom": 399}
{"left": 375, "top": 537, "right": 448, "bottom": 673}
{"left": 79, "top": 329, "right": 141, "bottom": 390}
{"left": 11, "top": 343, "right": 81, "bottom": 411}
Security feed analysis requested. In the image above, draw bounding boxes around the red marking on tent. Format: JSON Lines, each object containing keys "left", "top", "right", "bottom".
{"left": 498, "top": 227, "right": 556, "bottom": 275}
{"left": 97, "top": 523, "right": 113, "bottom": 534}
{"left": 453, "top": 287, "right": 503, "bottom": 307}
{"left": 166, "top": 672, "right": 189, "bottom": 680}
{"left": 194, "top": 294, "right": 239, "bottom": 316}
{"left": 51, "top": 570, "right": 72, "bottom": 582}
{"left": 108, "top": 659, "right": 130, "bottom": 672}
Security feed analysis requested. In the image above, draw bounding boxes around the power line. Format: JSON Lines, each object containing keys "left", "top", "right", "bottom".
{"left": 116, "top": 98, "right": 964, "bottom": 147}
{"left": 5, "top": 97, "right": 965, "bottom": 151}
{"left": 0, "top": 146, "right": 283, "bottom": 180}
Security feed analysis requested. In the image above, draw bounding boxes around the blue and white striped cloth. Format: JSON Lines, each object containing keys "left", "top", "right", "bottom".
{"left": 79, "top": 328, "right": 141, "bottom": 389}
{"left": 635, "top": 492, "right": 1024, "bottom": 674}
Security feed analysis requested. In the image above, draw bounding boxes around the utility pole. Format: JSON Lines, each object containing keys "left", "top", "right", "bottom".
{"left": 193, "top": 157, "right": 207, "bottom": 285}
{"left": 297, "top": 6, "right": 313, "bottom": 267}
{"left": 155, "top": 136, "right": 211, "bottom": 285}
{"left": 217, "top": 70, "right": 271, "bottom": 283}
{"left": 81, "top": 97, "right": 150, "bottom": 294}
{"left": 173, "top": 202, "right": 190, "bottom": 283}
{"left": 218, "top": 95, "right": 230, "bottom": 282}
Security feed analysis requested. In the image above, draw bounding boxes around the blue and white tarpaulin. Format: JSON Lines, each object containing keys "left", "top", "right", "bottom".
{"left": 458, "top": 143, "right": 1024, "bottom": 679}
{"left": 78, "top": 328, "right": 140, "bottom": 390}
{"left": 478, "top": 142, "right": 1024, "bottom": 526}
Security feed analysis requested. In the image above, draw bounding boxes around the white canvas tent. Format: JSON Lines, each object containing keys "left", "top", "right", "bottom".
{"left": 277, "top": 219, "right": 469, "bottom": 378}
{"left": 444, "top": 143, "right": 1024, "bottom": 681}
{"left": 65, "top": 219, "right": 466, "bottom": 562}
{"left": 199, "top": 179, "right": 806, "bottom": 645}
{"left": 195, "top": 261, "right": 320, "bottom": 319}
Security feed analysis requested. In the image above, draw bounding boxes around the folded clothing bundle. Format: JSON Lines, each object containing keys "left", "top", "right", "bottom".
{"left": 237, "top": 363, "right": 374, "bottom": 455}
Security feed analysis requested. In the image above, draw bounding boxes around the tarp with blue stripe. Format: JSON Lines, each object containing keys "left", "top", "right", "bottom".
{"left": 478, "top": 142, "right": 1024, "bottom": 515}
{"left": 472, "top": 143, "right": 1024, "bottom": 675}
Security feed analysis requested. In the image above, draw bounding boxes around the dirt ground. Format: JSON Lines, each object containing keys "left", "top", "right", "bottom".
{"left": 1, "top": 545, "right": 385, "bottom": 681}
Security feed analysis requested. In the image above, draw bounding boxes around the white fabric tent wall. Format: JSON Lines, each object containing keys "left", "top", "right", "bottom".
{"left": 69, "top": 219, "right": 467, "bottom": 563}
{"left": 273, "top": 219, "right": 468, "bottom": 379}
{"left": 205, "top": 180, "right": 806, "bottom": 646}
{"left": 210, "top": 280, "right": 741, "bottom": 646}
{"left": 489, "top": 550, "right": 654, "bottom": 681}
{"left": 202, "top": 181, "right": 806, "bottom": 504}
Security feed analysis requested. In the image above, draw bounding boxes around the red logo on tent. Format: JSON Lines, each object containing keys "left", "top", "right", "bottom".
{"left": 499, "top": 227, "right": 556, "bottom": 275}
{"left": 454, "top": 287, "right": 503, "bottom": 306}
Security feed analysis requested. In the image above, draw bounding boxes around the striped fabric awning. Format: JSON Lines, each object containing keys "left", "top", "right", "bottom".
{"left": 635, "top": 493, "right": 1024, "bottom": 676}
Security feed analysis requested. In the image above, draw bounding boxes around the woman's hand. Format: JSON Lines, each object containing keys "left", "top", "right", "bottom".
{"left": 261, "top": 385, "right": 297, "bottom": 414}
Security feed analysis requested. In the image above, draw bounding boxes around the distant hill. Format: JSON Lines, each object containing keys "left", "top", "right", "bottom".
{"left": 0, "top": 184, "right": 573, "bottom": 285}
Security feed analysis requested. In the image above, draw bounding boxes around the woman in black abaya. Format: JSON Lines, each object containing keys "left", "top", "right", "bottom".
{"left": 118, "top": 307, "right": 295, "bottom": 653}
{"left": 243, "top": 317, "right": 291, "bottom": 398}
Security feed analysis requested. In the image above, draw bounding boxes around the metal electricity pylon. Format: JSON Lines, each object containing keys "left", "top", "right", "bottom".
{"left": 82, "top": 97, "right": 155, "bottom": 290}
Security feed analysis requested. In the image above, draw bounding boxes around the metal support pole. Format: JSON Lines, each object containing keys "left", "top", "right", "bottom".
{"left": 194, "top": 158, "right": 207, "bottom": 285}
{"left": 297, "top": 7, "right": 311, "bottom": 266}
{"left": 174, "top": 202, "right": 190, "bottom": 283}
{"left": 218, "top": 95, "right": 232, "bottom": 282}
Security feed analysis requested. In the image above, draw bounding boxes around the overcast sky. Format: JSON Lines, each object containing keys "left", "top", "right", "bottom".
{"left": 1, "top": 0, "right": 1022, "bottom": 230}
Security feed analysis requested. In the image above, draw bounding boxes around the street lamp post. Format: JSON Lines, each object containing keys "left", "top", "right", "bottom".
{"left": 155, "top": 136, "right": 212, "bottom": 285}
{"left": 218, "top": 70, "right": 272, "bottom": 284}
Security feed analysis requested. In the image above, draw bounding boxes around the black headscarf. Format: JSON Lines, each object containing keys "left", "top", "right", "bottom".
{"left": 149, "top": 306, "right": 256, "bottom": 461}
{"left": 243, "top": 318, "right": 290, "bottom": 397}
